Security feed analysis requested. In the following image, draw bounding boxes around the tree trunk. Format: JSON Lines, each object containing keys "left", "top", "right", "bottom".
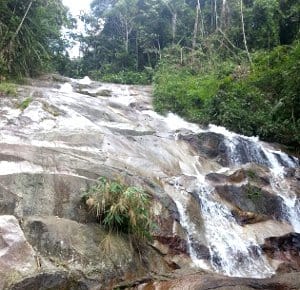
{"left": 221, "top": 0, "right": 228, "bottom": 30}
{"left": 192, "top": 0, "right": 200, "bottom": 50}
{"left": 240, "top": 0, "right": 252, "bottom": 65}
{"left": 13, "top": 0, "right": 33, "bottom": 39}
{"left": 172, "top": 12, "right": 177, "bottom": 43}
{"left": 135, "top": 31, "right": 139, "bottom": 70}
{"left": 7, "top": 0, "right": 33, "bottom": 72}
{"left": 157, "top": 39, "right": 161, "bottom": 60}
{"left": 125, "top": 22, "right": 129, "bottom": 53}
{"left": 214, "top": 0, "right": 218, "bottom": 30}
{"left": 199, "top": 0, "right": 205, "bottom": 37}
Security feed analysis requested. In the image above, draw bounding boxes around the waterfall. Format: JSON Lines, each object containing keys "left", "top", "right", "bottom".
{"left": 5, "top": 78, "right": 297, "bottom": 280}
{"left": 220, "top": 128, "right": 300, "bottom": 233}
{"left": 198, "top": 182, "right": 274, "bottom": 278}
{"left": 164, "top": 118, "right": 299, "bottom": 278}
{"left": 261, "top": 148, "right": 300, "bottom": 233}
{"left": 171, "top": 149, "right": 276, "bottom": 278}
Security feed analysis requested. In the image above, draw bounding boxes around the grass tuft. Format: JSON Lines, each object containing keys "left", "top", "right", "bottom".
{"left": 82, "top": 177, "right": 155, "bottom": 242}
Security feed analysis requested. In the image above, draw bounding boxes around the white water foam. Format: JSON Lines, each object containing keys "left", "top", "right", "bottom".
{"left": 59, "top": 83, "right": 73, "bottom": 93}
{"left": 174, "top": 198, "right": 210, "bottom": 270}
{"left": 77, "top": 76, "right": 92, "bottom": 85}
{"left": 198, "top": 181, "right": 274, "bottom": 278}
{"left": 261, "top": 147, "right": 300, "bottom": 232}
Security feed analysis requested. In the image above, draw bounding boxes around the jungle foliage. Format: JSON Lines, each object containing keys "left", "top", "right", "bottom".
{"left": 154, "top": 42, "right": 300, "bottom": 150}
{"left": 0, "top": 0, "right": 73, "bottom": 78}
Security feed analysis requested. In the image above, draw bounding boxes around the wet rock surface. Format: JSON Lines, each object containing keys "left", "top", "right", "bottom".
{"left": 132, "top": 271, "right": 300, "bottom": 290}
{"left": 215, "top": 184, "right": 284, "bottom": 220}
{"left": 0, "top": 216, "right": 36, "bottom": 290}
{"left": 262, "top": 233, "right": 300, "bottom": 273}
{"left": 179, "top": 132, "right": 229, "bottom": 166}
{"left": 0, "top": 76, "right": 299, "bottom": 288}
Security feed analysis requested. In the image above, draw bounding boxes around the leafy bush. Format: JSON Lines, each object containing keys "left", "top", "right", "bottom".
{"left": 153, "top": 63, "right": 220, "bottom": 118}
{"left": 246, "top": 185, "right": 262, "bottom": 201}
{"left": 82, "top": 177, "right": 154, "bottom": 241}
{"left": 153, "top": 42, "right": 300, "bottom": 152}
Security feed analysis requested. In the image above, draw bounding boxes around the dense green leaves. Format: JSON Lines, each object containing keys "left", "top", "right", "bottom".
{"left": 68, "top": 0, "right": 299, "bottom": 81}
{"left": 0, "top": 0, "right": 71, "bottom": 77}
{"left": 154, "top": 41, "right": 300, "bottom": 151}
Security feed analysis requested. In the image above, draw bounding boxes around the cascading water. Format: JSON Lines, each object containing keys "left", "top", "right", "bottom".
{"left": 196, "top": 126, "right": 298, "bottom": 276}
{"left": 198, "top": 182, "right": 274, "bottom": 277}
{"left": 48, "top": 83, "right": 300, "bottom": 277}
{"left": 261, "top": 148, "right": 300, "bottom": 232}
{"left": 221, "top": 129, "right": 300, "bottom": 233}
{"left": 163, "top": 115, "right": 299, "bottom": 278}
{"left": 170, "top": 148, "right": 275, "bottom": 278}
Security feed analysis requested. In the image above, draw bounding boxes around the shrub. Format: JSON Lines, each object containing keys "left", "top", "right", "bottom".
{"left": 153, "top": 63, "right": 220, "bottom": 118}
{"left": 153, "top": 42, "right": 300, "bottom": 152}
{"left": 246, "top": 185, "right": 262, "bottom": 201}
{"left": 82, "top": 177, "right": 154, "bottom": 241}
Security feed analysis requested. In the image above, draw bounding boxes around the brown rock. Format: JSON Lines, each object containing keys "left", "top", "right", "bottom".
{"left": 262, "top": 233, "right": 300, "bottom": 273}
{"left": 231, "top": 208, "right": 269, "bottom": 225}
{"left": 228, "top": 169, "right": 246, "bottom": 183}
{"left": 206, "top": 169, "right": 246, "bottom": 185}
{"left": 134, "top": 271, "right": 300, "bottom": 290}
{"left": 153, "top": 236, "right": 188, "bottom": 255}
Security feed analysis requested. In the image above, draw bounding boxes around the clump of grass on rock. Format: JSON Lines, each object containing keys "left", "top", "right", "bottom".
{"left": 82, "top": 177, "right": 154, "bottom": 242}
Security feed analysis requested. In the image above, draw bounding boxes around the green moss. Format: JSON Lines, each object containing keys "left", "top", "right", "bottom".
{"left": 0, "top": 82, "right": 17, "bottom": 96}
{"left": 18, "top": 97, "right": 32, "bottom": 110}
{"left": 246, "top": 170, "right": 257, "bottom": 180}
{"left": 246, "top": 185, "right": 262, "bottom": 200}
{"left": 42, "top": 102, "right": 60, "bottom": 116}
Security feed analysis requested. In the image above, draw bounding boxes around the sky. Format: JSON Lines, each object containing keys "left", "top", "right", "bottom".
{"left": 62, "top": 0, "right": 93, "bottom": 58}
{"left": 62, "top": 0, "right": 92, "bottom": 16}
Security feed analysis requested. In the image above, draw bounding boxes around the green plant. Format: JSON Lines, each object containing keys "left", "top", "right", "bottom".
{"left": 82, "top": 177, "right": 154, "bottom": 241}
{"left": 0, "top": 82, "right": 17, "bottom": 96}
{"left": 18, "top": 97, "right": 32, "bottom": 110}
{"left": 246, "top": 170, "right": 257, "bottom": 180}
{"left": 246, "top": 185, "right": 262, "bottom": 200}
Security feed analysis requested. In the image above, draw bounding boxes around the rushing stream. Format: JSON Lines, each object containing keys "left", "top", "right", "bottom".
{"left": 0, "top": 77, "right": 299, "bottom": 279}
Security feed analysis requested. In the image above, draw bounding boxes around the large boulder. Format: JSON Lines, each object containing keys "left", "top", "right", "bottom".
{"left": 0, "top": 215, "right": 36, "bottom": 289}
{"left": 21, "top": 216, "right": 171, "bottom": 288}
{"left": 179, "top": 132, "right": 229, "bottom": 166}
{"left": 8, "top": 271, "right": 88, "bottom": 290}
{"left": 262, "top": 233, "right": 300, "bottom": 273}
{"left": 133, "top": 271, "right": 300, "bottom": 290}
{"left": 215, "top": 184, "right": 284, "bottom": 221}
